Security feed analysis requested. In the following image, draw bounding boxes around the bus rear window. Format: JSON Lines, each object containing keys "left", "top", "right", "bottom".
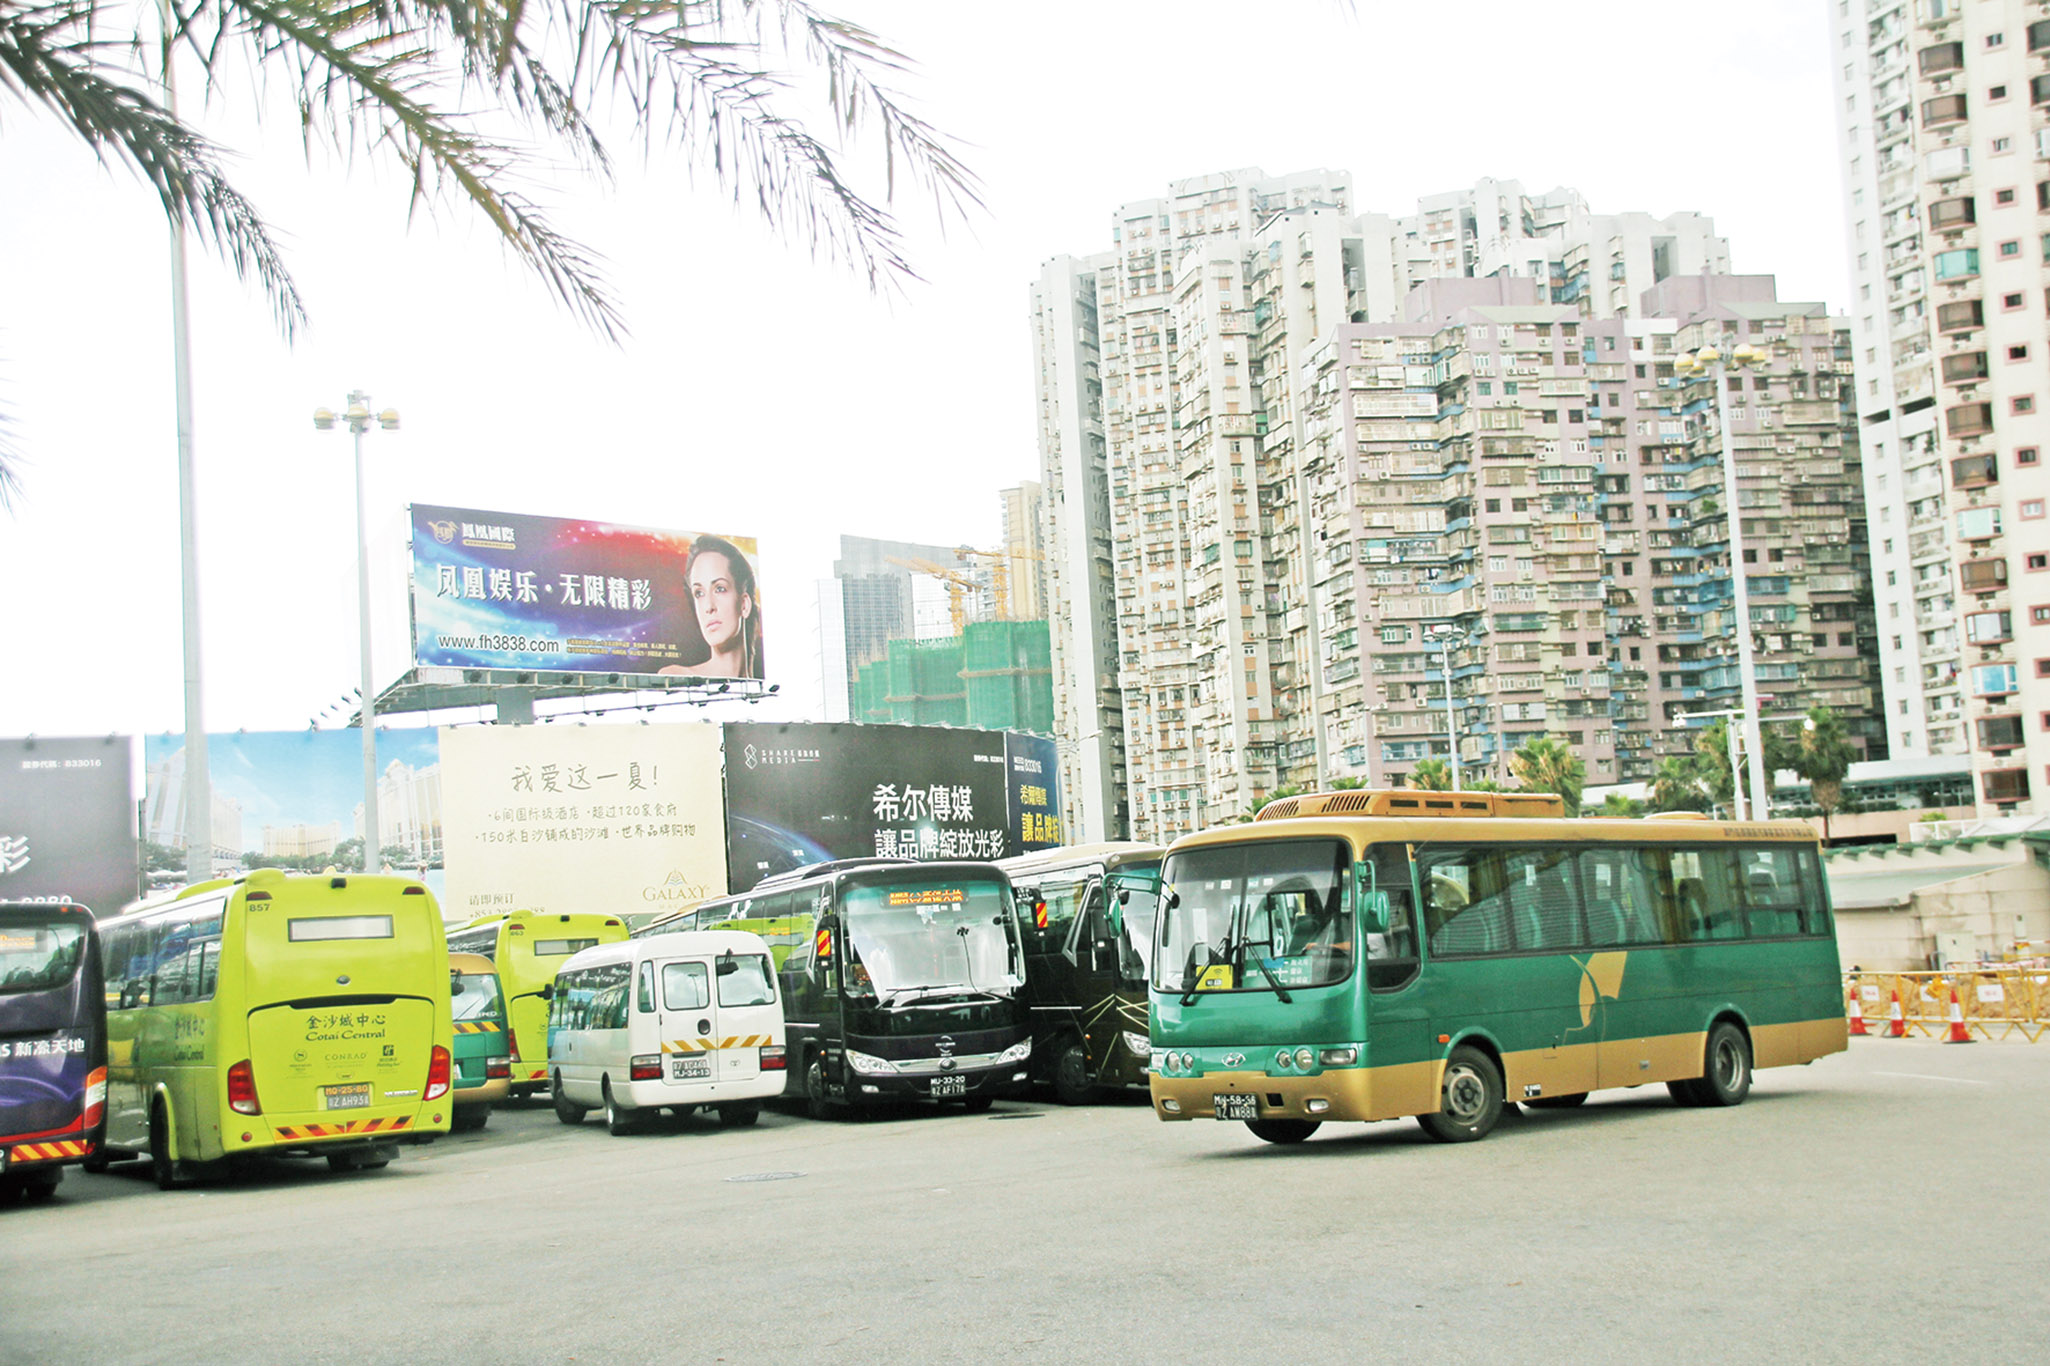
{"left": 533, "top": 938, "right": 598, "bottom": 956}
{"left": 0, "top": 922, "right": 85, "bottom": 994}
{"left": 287, "top": 916, "right": 394, "bottom": 942}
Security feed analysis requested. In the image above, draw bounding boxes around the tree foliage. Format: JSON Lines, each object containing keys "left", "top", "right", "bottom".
{"left": 1, "top": 0, "right": 979, "bottom": 501}
{"left": 1786, "top": 705, "right": 1858, "bottom": 840}
{"left": 1406, "top": 758, "right": 1452, "bottom": 791}
{"left": 1508, "top": 735, "right": 1583, "bottom": 815}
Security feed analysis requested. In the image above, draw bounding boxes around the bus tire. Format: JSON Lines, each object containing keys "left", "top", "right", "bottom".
{"left": 17, "top": 1168, "right": 62, "bottom": 1201}
{"left": 1666, "top": 1081, "right": 1703, "bottom": 1108}
{"left": 960, "top": 1096, "right": 995, "bottom": 1115}
{"left": 1246, "top": 1119, "right": 1320, "bottom": 1145}
{"left": 1691, "top": 1021, "right": 1753, "bottom": 1108}
{"left": 552, "top": 1074, "right": 587, "bottom": 1125}
{"left": 717, "top": 1103, "right": 761, "bottom": 1128}
{"left": 1052, "top": 1039, "right": 1095, "bottom": 1106}
{"left": 1417, "top": 1045, "right": 1505, "bottom": 1143}
{"left": 150, "top": 1100, "right": 191, "bottom": 1191}
{"left": 603, "top": 1081, "right": 638, "bottom": 1136}
{"left": 449, "top": 1106, "right": 490, "bottom": 1134}
{"left": 1525, "top": 1092, "right": 1589, "bottom": 1110}
{"left": 804, "top": 1054, "right": 838, "bottom": 1121}
{"left": 81, "top": 1153, "right": 111, "bottom": 1175}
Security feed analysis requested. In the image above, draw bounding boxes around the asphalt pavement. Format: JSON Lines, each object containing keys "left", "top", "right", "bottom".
{"left": 3, "top": 1038, "right": 2046, "bottom": 1363}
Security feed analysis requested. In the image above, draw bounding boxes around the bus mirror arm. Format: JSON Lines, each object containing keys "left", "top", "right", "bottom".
{"left": 537, "top": 983, "right": 554, "bottom": 1002}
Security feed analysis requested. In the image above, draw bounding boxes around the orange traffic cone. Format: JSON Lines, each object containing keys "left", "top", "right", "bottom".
{"left": 1941, "top": 985, "right": 1976, "bottom": 1044}
{"left": 1847, "top": 992, "right": 1868, "bottom": 1036}
{"left": 1885, "top": 990, "right": 1906, "bottom": 1039}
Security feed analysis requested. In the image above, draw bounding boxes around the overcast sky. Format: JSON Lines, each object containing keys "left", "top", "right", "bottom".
{"left": 0, "top": 1, "right": 1844, "bottom": 741}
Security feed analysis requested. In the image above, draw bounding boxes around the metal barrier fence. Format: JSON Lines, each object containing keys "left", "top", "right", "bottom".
{"left": 1844, "top": 968, "right": 2050, "bottom": 1043}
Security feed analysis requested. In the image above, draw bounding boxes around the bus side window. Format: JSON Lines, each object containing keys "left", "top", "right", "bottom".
{"left": 636, "top": 961, "right": 656, "bottom": 1014}
{"left": 1675, "top": 848, "right": 1744, "bottom": 941}
{"left": 1795, "top": 847, "right": 1832, "bottom": 936}
{"left": 1739, "top": 847, "right": 1804, "bottom": 937}
{"left": 1364, "top": 846, "right": 1419, "bottom": 991}
{"left": 1580, "top": 847, "right": 1663, "bottom": 946}
{"left": 1422, "top": 847, "right": 1516, "bottom": 957}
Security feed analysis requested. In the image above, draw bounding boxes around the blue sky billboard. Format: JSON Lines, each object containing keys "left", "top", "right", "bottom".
{"left": 143, "top": 729, "right": 443, "bottom": 872}
{"left": 409, "top": 503, "right": 764, "bottom": 681}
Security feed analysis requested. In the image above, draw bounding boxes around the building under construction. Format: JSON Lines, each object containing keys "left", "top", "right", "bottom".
{"left": 851, "top": 620, "right": 1055, "bottom": 734}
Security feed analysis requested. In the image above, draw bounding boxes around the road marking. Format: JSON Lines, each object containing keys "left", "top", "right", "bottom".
{"left": 1874, "top": 1071, "right": 1989, "bottom": 1085}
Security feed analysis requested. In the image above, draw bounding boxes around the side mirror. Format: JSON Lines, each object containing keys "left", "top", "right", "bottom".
{"left": 537, "top": 982, "right": 555, "bottom": 1002}
{"left": 716, "top": 952, "right": 738, "bottom": 977}
{"left": 1359, "top": 887, "right": 1391, "bottom": 936}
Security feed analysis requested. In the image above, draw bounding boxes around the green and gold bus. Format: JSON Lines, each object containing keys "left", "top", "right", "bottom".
{"left": 445, "top": 912, "right": 630, "bottom": 1096}
{"left": 1149, "top": 791, "right": 1846, "bottom": 1146}
{"left": 97, "top": 869, "right": 455, "bottom": 1187}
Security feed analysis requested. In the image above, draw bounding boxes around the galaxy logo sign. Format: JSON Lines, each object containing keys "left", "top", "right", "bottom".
{"left": 408, "top": 502, "right": 765, "bottom": 681}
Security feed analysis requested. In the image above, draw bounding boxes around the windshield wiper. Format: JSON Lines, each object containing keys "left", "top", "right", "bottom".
{"left": 1179, "top": 934, "right": 1293, "bottom": 1006}
{"left": 880, "top": 984, "right": 1003, "bottom": 1008}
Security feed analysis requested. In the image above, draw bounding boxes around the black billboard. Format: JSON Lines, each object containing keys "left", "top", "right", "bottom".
{"left": 722, "top": 723, "right": 1062, "bottom": 894}
{"left": 0, "top": 736, "right": 136, "bottom": 915}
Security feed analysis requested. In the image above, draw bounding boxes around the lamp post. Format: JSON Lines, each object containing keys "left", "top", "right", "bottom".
{"left": 314, "top": 393, "right": 399, "bottom": 872}
{"left": 1431, "top": 626, "right": 1464, "bottom": 792}
{"left": 1675, "top": 338, "right": 1771, "bottom": 822}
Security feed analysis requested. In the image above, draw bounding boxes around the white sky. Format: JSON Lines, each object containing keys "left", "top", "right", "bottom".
{"left": 0, "top": 0, "right": 1846, "bottom": 740}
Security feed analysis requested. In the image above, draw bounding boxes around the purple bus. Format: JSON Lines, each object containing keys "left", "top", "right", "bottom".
{"left": 1, "top": 901, "right": 107, "bottom": 1204}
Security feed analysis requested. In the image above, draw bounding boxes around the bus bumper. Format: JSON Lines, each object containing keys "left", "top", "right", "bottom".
{"left": 1150, "top": 1064, "right": 1428, "bottom": 1124}
{"left": 850, "top": 1065, "right": 1028, "bottom": 1104}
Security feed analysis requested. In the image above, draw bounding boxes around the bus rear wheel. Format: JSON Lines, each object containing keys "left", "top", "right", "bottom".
{"left": 450, "top": 1106, "right": 490, "bottom": 1133}
{"left": 603, "top": 1081, "right": 639, "bottom": 1136}
{"left": 717, "top": 1103, "right": 761, "bottom": 1128}
{"left": 150, "top": 1101, "right": 190, "bottom": 1191}
{"left": 553, "top": 1075, "right": 587, "bottom": 1125}
{"left": 1676, "top": 1022, "right": 1752, "bottom": 1108}
{"left": 1417, "top": 1045, "right": 1505, "bottom": 1143}
{"left": 1246, "top": 1119, "right": 1320, "bottom": 1145}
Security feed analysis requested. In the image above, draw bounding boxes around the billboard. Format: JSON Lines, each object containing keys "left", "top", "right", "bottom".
{"left": 721, "top": 723, "right": 1064, "bottom": 894}
{"left": 1004, "top": 733, "right": 1064, "bottom": 852}
{"left": 143, "top": 729, "right": 444, "bottom": 875}
{"left": 0, "top": 736, "right": 136, "bottom": 914}
{"left": 409, "top": 503, "right": 763, "bottom": 680}
{"left": 439, "top": 723, "right": 728, "bottom": 927}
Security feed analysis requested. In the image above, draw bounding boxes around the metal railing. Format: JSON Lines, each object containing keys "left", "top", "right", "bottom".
{"left": 1844, "top": 968, "right": 2050, "bottom": 1042}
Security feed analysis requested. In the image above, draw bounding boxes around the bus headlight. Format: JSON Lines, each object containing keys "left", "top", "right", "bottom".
{"left": 1318, "top": 1046, "right": 1358, "bottom": 1066}
{"left": 1121, "top": 1031, "right": 1152, "bottom": 1059}
{"left": 1274, "top": 1049, "right": 1293, "bottom": 1071}
{"left": 845, "top": 1049, "right": 897, "bottom": 1076}
{"left": 995, "top": 1038, "right": 1033, "bottom": 1066}
{"left": 1294, "top": 1047, "right": 1315, "bottom": 1070}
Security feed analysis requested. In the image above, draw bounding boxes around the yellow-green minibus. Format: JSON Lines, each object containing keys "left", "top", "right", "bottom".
{"left": 97, "top": 869, "right": 455, "bottom": 1188}
{"left": 445, "top": 912, "right": 630, "bottom": 1096}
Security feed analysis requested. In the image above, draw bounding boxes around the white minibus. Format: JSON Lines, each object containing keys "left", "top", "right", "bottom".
{"left": 546, "top": 930, "right": 787, "bottom": 1135}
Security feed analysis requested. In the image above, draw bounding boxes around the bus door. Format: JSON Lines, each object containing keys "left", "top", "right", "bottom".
{"left": 1359, "top": 844, "right": 1435, "bottom": 1119}
{"left": 648, "top": 946, "right": 779, "bottom": 1088}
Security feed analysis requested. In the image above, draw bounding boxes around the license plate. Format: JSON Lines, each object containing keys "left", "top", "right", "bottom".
{"left": 323, "top": 1083, "right": 372, "bottom": 1111}
{"left": 930, "top": 1074, "right": 967, "bottom": 1097}
{"left": 1213, "top": 1092, "right": 1258, "bottom": 1121}
{"left": 669, "top": 1055, "right": 711, "bottom": 1080}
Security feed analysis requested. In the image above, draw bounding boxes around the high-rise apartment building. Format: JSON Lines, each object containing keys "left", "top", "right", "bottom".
{"left": 1833, "top": 0, "right": 2050, "bottom": 815}
{"left": 997, "top": 482, "right": 1049, "bottom": 621}
{"left": 1035, "top": 169, "right": 1775, "bottom": 841}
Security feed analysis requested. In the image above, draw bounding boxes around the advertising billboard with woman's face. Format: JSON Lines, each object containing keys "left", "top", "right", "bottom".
{"left": 408, "top": 503, "right": 764, "bottom": 680}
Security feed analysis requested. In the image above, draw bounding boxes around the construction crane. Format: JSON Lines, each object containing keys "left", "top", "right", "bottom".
{"left": 886, "top": 556, "right": 980, "bottom": 636}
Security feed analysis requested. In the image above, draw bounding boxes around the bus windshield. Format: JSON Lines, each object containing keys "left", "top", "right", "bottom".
{"left": 840, "top": 880, "right": 1022, "bottom": 1003}
{"left": 0, "top": 920, "right": 86, "bottom": 995}
{"left": 451, "top": 972, "right": 504, "bottom": 1023}
{"left": 1157, "top": 839, "right": 1352, "bottom": 997}
{"left": 1110, "top": 877, "right": 1160, "bottom": 979}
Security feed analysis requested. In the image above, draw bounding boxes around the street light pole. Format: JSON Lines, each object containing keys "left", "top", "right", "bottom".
{"left": 315, "top": 393, "right": 399, "bottom": 872}
{"left": 1678, "top": 338, "right": 1772, "bottom": 821}
{"left": 1434, "top": 628, "right": 1462, "bottom": 792}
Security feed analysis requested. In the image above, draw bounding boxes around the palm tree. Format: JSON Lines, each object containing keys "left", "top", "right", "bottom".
{"left": 1598, "top": 792, "right": 1647, "bottom": 819}
{"left": 1, "top": 0, "right": 977, "bottom": 500}
{"left": 1407, "top": 758, "right": 1453, "bottom": 791}
{"left": 1509, "top": 735, "right": 1584, "bottom": 815}
{"left": 1791, "top": 705, "right": 1858, "bottom": 842}
{"left": 1649, "top": 755, "right": 1711, "bottom": 813}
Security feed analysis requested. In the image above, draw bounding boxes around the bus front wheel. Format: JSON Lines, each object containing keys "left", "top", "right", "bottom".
{"left": 804, "top": 1055, "right": 839, "bottom": 1120}
{"left": 1417, "top": 1046, "right": 1505, "bottom": 1143}
{"left": 1052, "top": 1039, "right": 1095, "bottom": 1106}
{"left": 1246, "top": 1119, "right": 1320, "bottom": 1145}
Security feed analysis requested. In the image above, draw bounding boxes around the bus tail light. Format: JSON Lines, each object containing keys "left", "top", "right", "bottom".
{"left": 507, "top": 1038, "right": 522, "bottom": 1064}
{"left": 424, "top": 1046, "right": 453, "bottom": 1102}
{"left": 759, "top": 1045, "right": 787, "bottom": 1072}
{"left": 227, "top": 1059, "right": 262, "bottom": 1115}
{"left": 629, "top": 1055, "right": 663, "bottom": 1082}
{"left": 83, "top": 1066, "right": 108, "bottom": 1129}
{"left": 485, "top": 1056, "right": 512, "bottom": 1081}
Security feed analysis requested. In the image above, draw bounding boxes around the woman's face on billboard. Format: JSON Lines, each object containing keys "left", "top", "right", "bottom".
{"left": 690, "top": 551, "right": 749, "bottom": 650}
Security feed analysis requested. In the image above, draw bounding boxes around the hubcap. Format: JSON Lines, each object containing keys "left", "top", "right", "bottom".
{"left": 1714, "top": 1039, "right": 1744, "bottom": 1089}
{"left": 1444, "top": 1065, "right": 1486, "bottom": 1123}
